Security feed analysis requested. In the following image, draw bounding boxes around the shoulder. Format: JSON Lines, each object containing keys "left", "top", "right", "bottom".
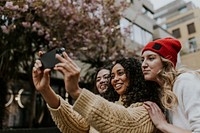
{"left": 129, "top": 102, "right": 143, "bottom": 108}
{"left": 128, "top": 102, "right": 148, "bottom": 115}
{"left": 175, "top": 71, "right": 200, "bottom": 84}
{"left": 173, "top": 72, "right": 200, "bottom": 94}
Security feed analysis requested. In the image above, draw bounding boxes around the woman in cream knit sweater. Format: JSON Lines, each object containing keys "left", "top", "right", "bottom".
{"left": 32, "top": 53, "right": 162, "bottom": 132}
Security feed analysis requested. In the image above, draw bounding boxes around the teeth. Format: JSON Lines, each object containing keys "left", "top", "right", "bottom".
{"left": 100, "top": 85, "right": 106, "bottom": 89}
{"left": 115, "top": 84, "right": 122, "bottom": 89}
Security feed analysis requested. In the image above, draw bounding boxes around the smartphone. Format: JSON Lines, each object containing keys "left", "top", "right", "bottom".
{"left": 40, "top": 47, "right": 65, "bottom": 69}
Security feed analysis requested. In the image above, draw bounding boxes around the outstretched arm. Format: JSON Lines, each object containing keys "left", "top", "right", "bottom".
{"left": 143, "top": 101, "right": 191, "bottom": 133}
{"left": 32, "top": 59, "right": 60, "bottom": 108}
{"left": 32, "top": 58, "right": 89, "bottom": 133}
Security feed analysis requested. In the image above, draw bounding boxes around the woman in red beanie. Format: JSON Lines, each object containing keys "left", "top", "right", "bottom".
{"left": 141, "top": 37, "right": 200, "bottom": 133}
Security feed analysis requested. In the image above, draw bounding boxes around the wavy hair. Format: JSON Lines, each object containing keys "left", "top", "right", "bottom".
{"left": 109, "top": 57, "right": 162, "bottom": 109}
{"left": 157, "top": 57, "right": 178, "bottom": 110}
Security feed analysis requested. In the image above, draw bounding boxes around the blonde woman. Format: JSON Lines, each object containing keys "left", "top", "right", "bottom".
{"left": 141, "top": 37, "right": 200, "bottom": 133}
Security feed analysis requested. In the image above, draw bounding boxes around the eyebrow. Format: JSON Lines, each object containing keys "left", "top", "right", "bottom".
{"left": 142, "top": 54, "right": 157, "bottom": 57}
{"left": 97, "top": 73, "right": 109, "bottom": 78}
{"left": 111, "top": 68, "right": 124, "bottom": 74}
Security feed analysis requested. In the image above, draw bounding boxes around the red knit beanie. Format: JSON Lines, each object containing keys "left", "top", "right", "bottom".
{"left": 142, "top": 37, "right": 182, "bottom": 67}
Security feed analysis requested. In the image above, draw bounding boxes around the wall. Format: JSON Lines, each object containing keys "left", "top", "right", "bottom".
{"left": 181, "top": 50, "right": 200, "bottom": 69}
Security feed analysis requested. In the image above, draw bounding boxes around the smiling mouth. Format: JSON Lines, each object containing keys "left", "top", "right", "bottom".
{"left": 100, "top": 84, "right": 108, "bottom": 89}
{"left": 114, "top": 84, "right": 123, "bottom": 90}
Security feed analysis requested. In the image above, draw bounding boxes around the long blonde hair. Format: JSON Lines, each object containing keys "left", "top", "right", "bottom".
{"left": 157, "top": 57, "right": 178, "bottom": 110}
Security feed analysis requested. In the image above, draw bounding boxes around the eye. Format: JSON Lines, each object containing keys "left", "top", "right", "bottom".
{"left": 141, "top": 58, "right": 144, "bottom": 62}
{"left": 149, "top": 57, "right": 155, "bottom": 60}
{"left": 96, "top": 78, "right": 101, "bottom": 82}
{"left": 103, "top": 74, "right": 110, "bottom": 79}
{"left": 110, "top": 74, "right": 115, "bottom": 79}
{"left": 118, "top": 71, "right": 125, "bottom": 76}
{"left": 148, "top": 56, "right": 155, "bottom": 61}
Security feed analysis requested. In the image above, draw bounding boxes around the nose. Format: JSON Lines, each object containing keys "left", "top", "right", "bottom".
{"left": 142, "top": 59, "right": 148, "bottom": 69}
{"left": 100, "top": 78, "right": 106, "bottom": 83}
{"left": 100, "top": 77, "right": 109, "bottom": 84}
{"left": 112, "top": 75, "right": 120, "bottom": 83}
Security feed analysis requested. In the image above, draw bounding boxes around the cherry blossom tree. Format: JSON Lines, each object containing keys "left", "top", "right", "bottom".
{"left": 0, "top": 0, "right": 131, "bottom": 128}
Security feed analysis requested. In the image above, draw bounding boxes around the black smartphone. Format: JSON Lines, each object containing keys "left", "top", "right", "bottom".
{"left": 40, "top": 47, "right": 65, "bottom": 69}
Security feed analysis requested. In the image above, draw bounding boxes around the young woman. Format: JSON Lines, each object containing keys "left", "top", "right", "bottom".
{"left": 94, "top": 66, "right": 111, "bottom": 95}
{"left": 141, "top": 37, "right": 200, "bottom": 133}
{"left": 32, "top": 51, "right": 163, "bottom": 132}
{"left": 92, "top": 65, "right": 119, "bottom": 102}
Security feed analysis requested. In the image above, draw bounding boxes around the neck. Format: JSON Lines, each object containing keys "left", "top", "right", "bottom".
{"left": 156, "top": 78, "right": 164, "bottom": 87}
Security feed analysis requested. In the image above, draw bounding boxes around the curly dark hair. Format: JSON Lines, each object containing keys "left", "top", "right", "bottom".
{"left": 109, "top": 57, "right": 163, "bottom": 110}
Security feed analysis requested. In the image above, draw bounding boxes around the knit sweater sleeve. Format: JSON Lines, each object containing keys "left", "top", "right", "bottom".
{"left": 47, "top": 95, "right": 90, "bottom": 133}
{"left": 73, "top": 89, "right": 155, "bottom": 133}
{"left": 173, "top": 72, "right": 200, "bottom": 132}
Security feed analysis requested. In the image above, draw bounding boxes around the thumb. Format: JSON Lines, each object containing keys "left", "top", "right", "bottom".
{"left": 43, "top": 69, "right": 51, "bottom": 79}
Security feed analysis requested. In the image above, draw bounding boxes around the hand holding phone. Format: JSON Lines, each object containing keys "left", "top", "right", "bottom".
{"left": 40, "top": 47, "right": 65, "bottom": 69}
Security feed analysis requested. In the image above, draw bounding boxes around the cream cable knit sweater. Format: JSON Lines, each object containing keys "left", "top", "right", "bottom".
{"left": 73, "top": 89, "right": 156, "bottom": 133}
{"left": 48, "top": 89, "right": 156, "bottom": 133}
{"left": 47, "top": 96, "right": 90, "bottom": 133}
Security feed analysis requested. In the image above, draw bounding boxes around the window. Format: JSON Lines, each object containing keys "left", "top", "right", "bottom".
{"left": 187, "top": 23, "right": 196, "bottom": 34}
{"left": 188, "top": 37, "right": 197, "bottom": 52}
{"left": 172, "top": 28, "right": 181, "bottom": 38}
{"left": 120, "top": 18, "right": 153, "bottom": 46}
{"left": 132, "top": 24, "right": 153, "bottom": 46}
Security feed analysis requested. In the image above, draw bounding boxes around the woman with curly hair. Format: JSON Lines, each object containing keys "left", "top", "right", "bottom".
{"left": 142, "top": 37, "right": 200, "bottom": 133}
{"left": 32, "top": 51, "right": 163, "bottom": 132}
{"left": 109, "top": 57, "right": 162, "bottom": 108}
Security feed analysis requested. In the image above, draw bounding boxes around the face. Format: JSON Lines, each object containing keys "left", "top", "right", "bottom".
{"left": 96, "top": 69, "right": 110, "bottom": 94}
{"left": 141, "top": 50, "right": 163, "bottom": 83}
{"left": 111, "top": 63, "right": 129, "bottom": 95}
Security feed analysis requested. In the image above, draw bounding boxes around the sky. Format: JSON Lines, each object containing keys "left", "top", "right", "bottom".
{"left": 149, "top": 0, "right": 200, "bottom": 10}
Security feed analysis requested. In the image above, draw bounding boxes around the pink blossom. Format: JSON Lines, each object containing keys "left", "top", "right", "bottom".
{"left": 1, "top": 25, "right": 10, "bottom": 34}
{"left": 21, "top": 4, "right": 29, "bottom": 12}
{"left": 37, "top": 29, "right": 44, "bottom": 36}
{"left": 5, "top": 2, "right": 13, "bottom": 8}
{"left": 44, "top": 33, "right": 50, "bottom": 40}
{"left": 5, "top": 2, "right": 19, "bottom": 10}
{"left": 0, "top": 6, "right": 4, "bottom": 11}
{"left": 22, "top": 22, "right": 31, "bottom": 28}
{"left": 32, "top": 22, "right": 41, "bottom": 29}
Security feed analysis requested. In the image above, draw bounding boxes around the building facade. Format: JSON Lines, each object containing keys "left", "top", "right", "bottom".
{"left": 154, "top": 0, "right": 200, "bottom": 69}
{"left": 120, "top": 0, "right": 172, "bottom": 54}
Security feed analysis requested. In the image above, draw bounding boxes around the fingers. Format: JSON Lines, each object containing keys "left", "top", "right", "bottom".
{"left": 32, "top": 60, "right": 42, "bottom": 75}
{"left": 43, "top": 68, "right": 51, "bottom": 78}
{"left": 143, "top": 104, "right": 150, "bottom": 110}
{"left": 55, "top": 52, "right": 81, "bottom": 75}
{"left": 38, "top": 51, "right": 45, "bottom": 57}
{"left": 32, "top": 59, "right": 50, "bottom": 76}
{"left": 144, "top": 101, "right": 156, "bottom": 114}
{"left": 56, "top": 52, "right": 79, "bottom": 68}
{"left": 144, "top": 101, "right": 163, "bottom": 115}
